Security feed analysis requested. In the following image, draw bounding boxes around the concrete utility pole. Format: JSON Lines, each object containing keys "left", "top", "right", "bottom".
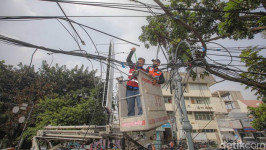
{"left": 172, "top": 69, "right": 194, "bottom": 150}
{"left": 102, "top": 40, "right": 115, "bottom": 125}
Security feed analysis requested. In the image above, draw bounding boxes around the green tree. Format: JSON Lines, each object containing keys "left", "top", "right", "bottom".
{"left": 139, "top": 0, "right": 266, "bottom": 132}
{"left": 0, "top": 61, "right": 52, "bottom": 146}
{"left": 140, "top": 0, "right": 265, "bottom": 47}
{"left": 248, "top": 103, "right": 266, "bottom": 131}
{"left": 240, "top": 47, "right": 266, "bottom": 101}
{"left": 139, "top": 0, "right": 266, "bottom": 93}
{"left": 0, "top": 60, "right": 105, "bottom": 148}
{"left": 22, "top": 88, "right": 106, "bottom": 142}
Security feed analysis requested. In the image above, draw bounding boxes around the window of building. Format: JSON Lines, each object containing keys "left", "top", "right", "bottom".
{"left": 189, "top": 83, "right": 209, "bottom": 90}
{"left": 194, "top": 112, "right": 213, "bottom": 120}
{"left": 164, "top": 96, "right": 172, "bottom": 103}
{"left": 192, "top": 97, "right": 210, "bottom": 104}
{"left": 201, "top": 129, "right": 216, "bottom": 133}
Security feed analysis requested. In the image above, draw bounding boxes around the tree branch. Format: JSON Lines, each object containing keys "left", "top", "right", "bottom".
{"left": 206, "top": 66, "right": 266, "bottom": 90}
{"left": 250, "top": 26, "right": 266, "bottom": 32}
{"left": 153, "top": 0, "right": 207, "bottom": 55}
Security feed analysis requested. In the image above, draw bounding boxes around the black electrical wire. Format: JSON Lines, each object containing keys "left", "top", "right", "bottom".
{"left": 0, "top": 15, "right": 263, "bottom": 21}
{"left": 169, "top": 7, "right": 266, "bottom": 15}
{"left": 0, "top": 16, "right": 154, "bottom": 20}
{"left": 57, "top": 2, "right": 85, "bottom": 45}
{"left": 59, "top": 18, "right": 140, "bottom": 47}
{"left": 207, "top": 53, "right": 266, "bottom": 60}
{"left": 206, "top": 49, "right": 243, "bottom": 54}
{"left": 78, "top": 25, "right": 99, "bottom": 54}
{"left": 134, "top": 0, "right": 158, "bottom": 16}
{"left": 200, "top": 46, "right": 266, "bottom": 50}
{"left": 0, "top": 34, "right": 124, "bottom": 64}
{"left": 41, "top": 0, "right": 164, "bottom": 14}
{"left": 2, "top": 33, "right": 259, "bottom": 79}
{"left": 41, "top": 0, "right": 266, "bottom": 15}
{"left": 78, "top": 23, "right": 104, "bottom": 78}
{"left": 208, "top": 59, "right": 243, "bottom": 63}
{"left": 42, "top": 0, "right": 160, "bottom": 9}
{"left": 206, "top": 41, "right": 233, "bottom": 65}
{"left": 209, "top": 64, "right": 266, "bottom": 76}
{"left": 57, "top": 19, "right": 82, "bottom": 50}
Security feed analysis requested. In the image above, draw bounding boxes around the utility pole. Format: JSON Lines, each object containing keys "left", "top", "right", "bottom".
{"left": 172, "top": 68, "right": 194, "bottom": 150}
{"left": 102, "top": 40, "right": 114, "bottom": 150}
{"left": 102, "top": 40, "right": 115, "bottom": 125}
{"left": 103, "top": 41, "right": 111, "bottom": 124}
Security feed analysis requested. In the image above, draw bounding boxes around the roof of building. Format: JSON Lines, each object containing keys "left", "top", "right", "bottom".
{"left": 238, "top": 100, "right": 263, "bottom": 108}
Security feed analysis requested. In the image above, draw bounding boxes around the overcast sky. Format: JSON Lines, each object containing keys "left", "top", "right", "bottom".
{"left": 0, "top": 0, "right": 265, "bottom": 100}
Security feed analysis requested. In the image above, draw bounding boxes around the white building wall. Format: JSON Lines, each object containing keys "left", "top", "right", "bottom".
{"left": 237, "top": 100, "right": 249, "bottom": 113}
{"left": 211, "top": 97, "right": 228, "bottom": 114}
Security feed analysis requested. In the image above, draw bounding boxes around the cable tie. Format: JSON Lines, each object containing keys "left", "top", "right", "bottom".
{"left": 216, "top": 48, "right": 221, "bottom": 51}
{"left": 121, "top": 62, "right": 125, "bottom": 68}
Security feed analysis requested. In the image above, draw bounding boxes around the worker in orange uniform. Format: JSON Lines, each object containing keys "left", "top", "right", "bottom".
{"left": 146, "top": 59, "right": 165, "bottom": 85}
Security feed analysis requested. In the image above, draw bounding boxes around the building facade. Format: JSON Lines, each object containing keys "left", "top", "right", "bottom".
{"left": 159, "top": 72, "right": 264, "bottom": 148}
{"left": 212, "top": 91, "right": 265, "bottom": 143}
{"left": 161, "top": 72, "right": 224, "bottom": 145}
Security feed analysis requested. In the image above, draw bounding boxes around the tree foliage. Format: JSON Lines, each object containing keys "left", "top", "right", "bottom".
{"left": 139, "top": 0, "right": 266, "bottom": 94}
{"left": 240, "top": 47, "right": 266, "bottom": 101}
{"left": 248, "top": 103, "right": 266, "bottom": 131}
{"left": 22, "top": 88, "right": 106, "bottom": 142}
{"left": 140, "top": 0, "right": 265, "bottom": 48}
{"left": 0, "top": 60, "right": 105, "bottom": 148}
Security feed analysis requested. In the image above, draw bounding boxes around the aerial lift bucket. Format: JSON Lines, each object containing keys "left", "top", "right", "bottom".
{"left": 117, "top": 70, "right": 168, "bottom": 132}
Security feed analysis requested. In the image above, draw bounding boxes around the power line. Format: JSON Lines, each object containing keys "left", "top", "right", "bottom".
{"left": 59, "top": 18, "right": 140, "bottom": 47}
{"left": 207, "top": 53, "right": 266, "bottom": 60}
{"left": 207, "top": 42, "right": 233, "bottom": 65}
{"left": 0, "top": 34, "right": 122, "bottom": 64}
{"left": 41, "top": 0, "right": 266, "bottom": 15}
{"left": 0, "top": 15, "right": 263, "bottom": 21}
{"left": 57, "top": 19, "right": 82, "bottom": 50}
{"left": 169, "top": 7, "right": 266, "bottom": 15}
{"left": 56, "top": 2, "right": 85, "bottom": 45}
{"left": 41, "top": 0, "right": 164, "bottom": 14}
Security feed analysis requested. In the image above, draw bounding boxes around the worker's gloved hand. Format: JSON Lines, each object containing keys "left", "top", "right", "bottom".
{"left": 152, "top": 79, "right": 157, "bottom": 85}
{"left": 131, "top": 47, "right": 136, "bottom": 52}
{"left": 148, "top": 73, "right": 153, "bottom": 77}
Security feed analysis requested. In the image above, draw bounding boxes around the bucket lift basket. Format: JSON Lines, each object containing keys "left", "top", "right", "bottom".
{"left": 117, "top": 70, "right": 168, "bottom": 132}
